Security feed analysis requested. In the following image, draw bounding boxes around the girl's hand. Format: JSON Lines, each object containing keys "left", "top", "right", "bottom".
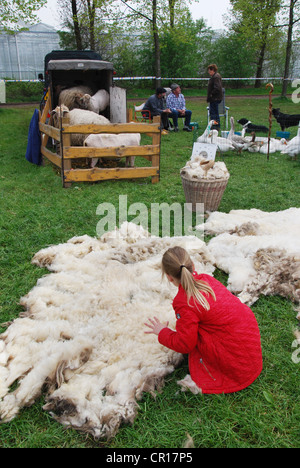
{"left": 144, "top": 316, "right": 169, "bottom": 336}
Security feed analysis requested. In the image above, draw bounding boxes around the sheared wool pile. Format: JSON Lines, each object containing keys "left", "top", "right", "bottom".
{"left": 180, "top": 155, "right": 230, "bottom": 181}
{"left": 0, "top": 223, "right": 215, "bottom": 439}
{"left": 202, "top": 208, "right": 300, "bottom": 314}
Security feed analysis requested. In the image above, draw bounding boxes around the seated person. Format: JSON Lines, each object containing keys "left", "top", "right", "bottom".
{"left": 166, "top": 83, "right": 192, "bottom": 132}
{"left": 142, "top": 87, "right": 172, "bottom": 132}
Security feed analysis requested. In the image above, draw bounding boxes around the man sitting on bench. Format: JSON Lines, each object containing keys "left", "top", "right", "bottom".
{"left": 142, "top": 87, "right": 172, "bottom": 134}
{"left": 166, "top": 83, "right": 192, "bottom": 132}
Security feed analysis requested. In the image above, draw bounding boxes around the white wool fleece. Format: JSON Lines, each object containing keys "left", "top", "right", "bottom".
{"left": 203, "top": 208, "right": 300, "bottom": 309}
{"left": 0, "top": 223, "right": 215, "bottom": 438}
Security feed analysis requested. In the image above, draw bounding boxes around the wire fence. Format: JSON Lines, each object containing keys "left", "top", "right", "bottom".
{"left": 1, "top": 76, "right": 298, "bottom": 106}
{"left": 0, "top": 76, "right": 297, "bottom": 83}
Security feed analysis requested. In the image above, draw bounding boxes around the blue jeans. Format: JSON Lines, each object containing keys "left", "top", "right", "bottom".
{"left": 209, "top": 101, "right": 221, "bottom": 127}
{"left": 169, "top": 109, "right": 192, "bottom": 128}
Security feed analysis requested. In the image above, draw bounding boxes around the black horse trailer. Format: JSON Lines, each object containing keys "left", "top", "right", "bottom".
{"left": 41, "top": 50, "right": 126, "bottom": 123}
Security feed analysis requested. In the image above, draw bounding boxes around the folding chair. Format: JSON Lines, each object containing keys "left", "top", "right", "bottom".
{"left": 134, "top": 103, "right": 152, "bottom": 122}
{"left": 207, "top": 88, "right": 229, "bottom": 129}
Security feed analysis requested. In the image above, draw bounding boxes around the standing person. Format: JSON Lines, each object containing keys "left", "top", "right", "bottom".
{"left": 207, "top": 64, "right": 223, "bottom": 130}
{"left": 142, "top": 87, "right": 172, "bottom": 134}
{"left": 145, "top": 246, "right": 263, "bottom": 395}
{"left": 166, "top": 84, "right": 192, "bottom": 132}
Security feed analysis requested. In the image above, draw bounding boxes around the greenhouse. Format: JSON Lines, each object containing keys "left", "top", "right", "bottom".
{"left": 0, "top": 23, "right": 61, "bottom": 80}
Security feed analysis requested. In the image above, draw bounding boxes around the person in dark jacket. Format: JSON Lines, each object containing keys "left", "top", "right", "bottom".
{"left": 207, "top": 64, "right": 223, "bottom": 130}
{"left": 142, "top": 87, "right": 172, "bottom": 134}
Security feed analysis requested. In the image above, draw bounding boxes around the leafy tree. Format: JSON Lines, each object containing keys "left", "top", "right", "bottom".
{"left": 58, "top": 0, "right": 202, "bottom": 86}
{"left": 159, "top": 12, "right": 212, "bottom": 79}
{"left": 117, "top": 0, "right": 162, "bottom": 86}
{"left": 227, "top": 0, "right": 281, "bottom": 87}
{"left": 209, "top": 30, "right": 257, "bottom": 87}
{"left": 57, "top": 0, "right": 115, "bottom": 54}
{"left": 109, "top": 33, "right": 146, "bottom": 76}
{"left": 71, "top": 0, "right": 83, "bottom": 49}
{"left": 114, "top": 0, "right": 200, "bottom": 85}
{"left": 0, "top": 0, "right": 47, "bottom": 32}
{"left": 278, "top": 0, "right": 300, "bottom": 97}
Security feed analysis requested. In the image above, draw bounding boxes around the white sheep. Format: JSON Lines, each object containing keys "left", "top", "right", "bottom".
{"left": 83, "top": 133, "right": 141, "bottom": 168}
{"left": 58, "top": 85, "right": 93, "bottom": 110}
{"left": 79, "top": 89, "right": 110, "bottom": 114}
{"left": 51, "top": 105, "right": 111, "bottom": 146}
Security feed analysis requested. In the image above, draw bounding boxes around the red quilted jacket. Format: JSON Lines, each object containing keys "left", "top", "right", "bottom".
{"left": 158, "top": 273, "right": 263, "bottom": 394}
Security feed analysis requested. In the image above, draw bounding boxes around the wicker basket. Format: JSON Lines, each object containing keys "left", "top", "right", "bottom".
{"left": 181, "top": 175, "right": 228, "bottom": 212}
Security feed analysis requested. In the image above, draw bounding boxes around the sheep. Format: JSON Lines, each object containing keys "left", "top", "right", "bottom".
{"left": 79, "top": 89, "right": 110, "bottom": 114}
{"left": 0, "top": 222, "right": 216, "bottom": 439}
{"left": 51, "top": 105, "right": 111, "bottom": 146}
{"left": 83, "top": 133, "right": 141, "bottom": 168}
{"left": 202, "top": 208, "right": 300, "bottom": 311}
{"left": 58, "top": 85, "right": 94, "bottom": 110}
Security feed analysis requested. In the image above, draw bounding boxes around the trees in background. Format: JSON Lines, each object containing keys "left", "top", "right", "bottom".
{"left": 208, "top": 31, "right": 257, "bottom": 88}
{"left": 159, "top": 13, "right": 212, "bottom": 78}
{"left": 2, "top": 0, "right": 300, "bottom": 87}
{"left": 279, "top": 0, "right": 300, "bottom": 97}
{"left": 55, "top": 0, "right": 300, "bottom": 87}
{"left": 57, "top": 0, "right": 208, "bottom": 85}
{"left": 227, "top": 0, "right": 300, "bottom": 92}
{"left": 0, "top": 0, "right": 46, "bottom": 31}
{"left": 57, "top": 0, "right": 114, "bottom": 51}
{"left": 57, "top": 0, "right": 214, "bottom": 83}
{"left": 228, "top": 0, "right": 282, "bottom": 87}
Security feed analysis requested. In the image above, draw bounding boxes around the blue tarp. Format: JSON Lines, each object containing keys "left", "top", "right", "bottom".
{"left": 25, "top": 108, "right": 42, "bottom": 166}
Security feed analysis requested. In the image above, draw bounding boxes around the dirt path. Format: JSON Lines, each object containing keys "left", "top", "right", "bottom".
{"left": 0, "top": 102, "right": 41, "bottom": 108}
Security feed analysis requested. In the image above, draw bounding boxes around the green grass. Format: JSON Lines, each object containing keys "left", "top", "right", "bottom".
{"left": 0, "top": 96, "right": 299, "bottom": 448}
{"left": 5, "top": 81, "right": 45, "bottom": 103}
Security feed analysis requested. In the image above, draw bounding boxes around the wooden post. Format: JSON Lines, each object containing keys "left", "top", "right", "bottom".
{"left": 266, "top": 83, "right": 274, "bottom": 161}
{"left": 39, "top": 88, "right": 52, "bottom": 160}
{"left": 152, "top": 115, "right": 161, "bottom": 184}
{"left": 127, "top": 108, "right": 133, "bottom": 122}
{"left": 61, "top": 115, "right": 72, "bottom": 188}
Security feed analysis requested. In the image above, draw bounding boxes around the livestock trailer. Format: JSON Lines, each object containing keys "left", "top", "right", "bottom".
{"left": 38, "top": 50, "right": 161, "bottom": 187}
{"left": 41, "top": 49, "right": 126, "bottom": 123}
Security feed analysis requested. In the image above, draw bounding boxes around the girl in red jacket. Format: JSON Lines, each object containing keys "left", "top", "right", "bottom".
{"left": 145, "top": 246, "right": 263, "bottom": 394}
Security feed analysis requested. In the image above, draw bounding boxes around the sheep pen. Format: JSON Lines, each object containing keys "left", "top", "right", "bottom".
{"left": 39, "top": 97, "right": 161, "bottom": 187}
{"left": 0, "top": 223, "right": 215, "bottom": 439}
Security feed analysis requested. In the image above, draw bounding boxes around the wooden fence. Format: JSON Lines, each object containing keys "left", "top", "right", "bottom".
{"left": 39, "top": 92, "right": 161, "bottom": 188}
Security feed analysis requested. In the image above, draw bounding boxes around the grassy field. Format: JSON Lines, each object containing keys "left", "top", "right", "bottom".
{"left": 0, "top": 95, "right": 299, "bottom": 448}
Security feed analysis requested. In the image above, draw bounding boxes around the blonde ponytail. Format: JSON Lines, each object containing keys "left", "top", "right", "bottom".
{"left": 162, "top": 247, "right": 216, "bottom": 311}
